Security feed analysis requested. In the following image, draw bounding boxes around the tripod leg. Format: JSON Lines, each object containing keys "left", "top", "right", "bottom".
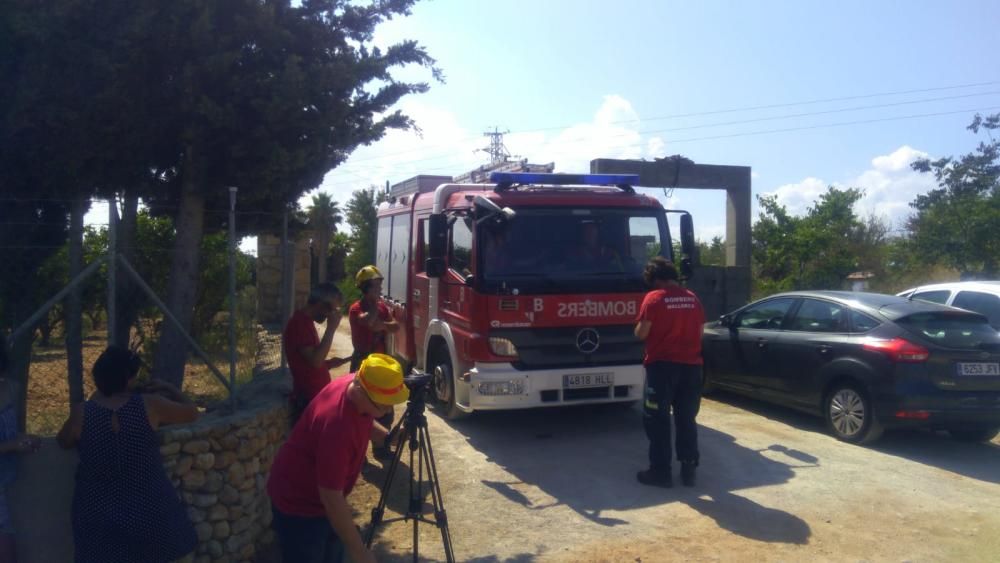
{"left": 410, "top": 429, "right": 419, "bottom": 563}
{"left": 418, "top": 425, "right": 456, "bottom": 563}
{"left": 365, "top": 419, "right": 411, "bottom": 548}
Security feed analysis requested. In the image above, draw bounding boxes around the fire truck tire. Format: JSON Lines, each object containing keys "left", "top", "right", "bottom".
{"left": 431, "top": 355, "right": 468, "bottom": 420}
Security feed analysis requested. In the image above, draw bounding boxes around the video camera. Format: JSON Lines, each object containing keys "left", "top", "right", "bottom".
{"left": 403, "top": 372, "right": 432, "bottom": 390}
{"left": 402, "top": 372, "right": 433, "bottom": 404}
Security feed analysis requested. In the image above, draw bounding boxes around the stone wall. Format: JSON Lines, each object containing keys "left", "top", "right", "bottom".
{"left": 159, "top": 399, "right": 287, "bottom": 563}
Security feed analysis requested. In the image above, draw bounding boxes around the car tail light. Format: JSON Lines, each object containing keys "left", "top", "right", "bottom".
{"left": 862, "top": 337, "right": 930, "bottom": 363}
{"left": 894, "top": 410, "right": 930, "bottom": 420}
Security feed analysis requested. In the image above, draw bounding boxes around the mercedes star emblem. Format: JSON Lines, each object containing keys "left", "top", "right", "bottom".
{"left": 576, "top": 328, "right": 600, "bottom": 354}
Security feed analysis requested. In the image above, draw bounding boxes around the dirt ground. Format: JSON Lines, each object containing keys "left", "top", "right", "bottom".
{"left": 326, "top": 328, "right": 1000, "bottom": 563}
{"left": 31, "top": 324, "right": 1000, "bottom": 562}
{"left": 25, "top": 332, "right": 247, "bottom": 436}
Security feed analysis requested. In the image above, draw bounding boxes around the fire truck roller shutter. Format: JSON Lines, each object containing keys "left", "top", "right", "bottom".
{"left": 376, "top": 217, "right": 392, "bottom": 295}
{"left": 388, "top": 214, "right": 410, "bottom": 303}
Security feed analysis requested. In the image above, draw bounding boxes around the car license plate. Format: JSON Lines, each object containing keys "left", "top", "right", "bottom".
{"left": 563, "top": 373, "right": 614, "bottom": 388}
{"left": 956, "top": 362, "right": 1000, "bottom": 376}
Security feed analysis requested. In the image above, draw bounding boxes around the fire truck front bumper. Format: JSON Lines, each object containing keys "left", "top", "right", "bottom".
{"left": 464, "top": 362, "right": 645, "bottom": 410}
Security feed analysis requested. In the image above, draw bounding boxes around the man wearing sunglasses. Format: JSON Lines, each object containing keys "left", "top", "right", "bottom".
{"left": 283, "top": 283, "right": 350, "bottom": 423}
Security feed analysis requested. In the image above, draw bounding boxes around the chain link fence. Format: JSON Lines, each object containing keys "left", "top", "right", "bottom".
{"left": 1, "top": 197, "right": 302, "bottom": 436}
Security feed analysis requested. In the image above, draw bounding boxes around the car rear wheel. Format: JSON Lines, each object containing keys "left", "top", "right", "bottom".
{"left": 948, "top": 426, "right": 1000, "bottom": 443}
{"left": 824, "top": 384, "right": 883, "bottom": 444}
{"left": 431, "top": 354, "right": 468, "bottom": 420}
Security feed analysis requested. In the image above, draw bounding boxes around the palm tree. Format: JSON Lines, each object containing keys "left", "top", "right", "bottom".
{"left": 307, "top": 192, "right": 343, "bottom": 282}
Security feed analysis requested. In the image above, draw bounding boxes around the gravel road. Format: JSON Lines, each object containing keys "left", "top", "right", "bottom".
{"left": 325, "top": 324, "right": 1000, "bottom": 562}
{"left": 353, "top": 392, "right": 1000, "bottom": 562}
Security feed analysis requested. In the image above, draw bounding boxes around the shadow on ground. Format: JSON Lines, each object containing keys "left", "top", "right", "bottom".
{"left": 434, "top": 401, "right": 812, "bottom": 545}
{"left": 707, "top": 389, "right": 1000, "bottom": 485}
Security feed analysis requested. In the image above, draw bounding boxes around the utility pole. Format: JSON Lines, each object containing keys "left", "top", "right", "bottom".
{"left": 479, "top": 127, "right": 515, "bottom": 164}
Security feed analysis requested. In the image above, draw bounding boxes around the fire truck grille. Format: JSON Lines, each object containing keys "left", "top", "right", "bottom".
{"left": 490, "top": 325, "right": 643, "bottom": 371}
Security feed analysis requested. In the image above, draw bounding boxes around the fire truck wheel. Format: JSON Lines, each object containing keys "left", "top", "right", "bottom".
{"left": 431, "top": 356, "right": 468, "bottom": 420}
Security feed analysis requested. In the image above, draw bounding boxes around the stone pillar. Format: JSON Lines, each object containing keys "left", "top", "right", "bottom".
{"left": 257, "top": 232, "right": 315, "bottom": 323}
{"left": 293, "top": 234, "right": 312, "bottom": 311}
{"left": 256, "top": 235, "right": 283, "bottom": 325}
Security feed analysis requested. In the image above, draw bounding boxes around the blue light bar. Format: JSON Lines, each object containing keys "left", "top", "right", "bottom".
{"left": 490, "top": 172, "right": 640, "bottom": 186}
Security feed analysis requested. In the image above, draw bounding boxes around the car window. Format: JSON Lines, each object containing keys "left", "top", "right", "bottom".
{"left": 911, "top": 290, "right": 951, "bottom": 305}
{"left": 787, "top": 299, "right": 847, "bottom": 332}
{"left": 736, "top": 298, "right": 796, "bottom": 330}
{"left": 450, "top": 217, "right": 473, "bottom": 275}
{"left": 849, "top": 310, "right": 881, "bottom": 333}
{"left": 952, "top": 291, "right": 1000, "bottom": 330}
{"left": 896, "top": 312, "right": 1000, "bottom": 349}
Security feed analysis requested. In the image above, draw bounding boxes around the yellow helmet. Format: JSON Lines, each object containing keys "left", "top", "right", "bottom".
{"left": 355, "top": 265, "right": 384, "bottom": 288}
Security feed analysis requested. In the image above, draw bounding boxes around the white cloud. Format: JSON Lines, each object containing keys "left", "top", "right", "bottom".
{"left": 313, "top": 95, "right": 670, "bottom": 234}
{"left": 768, "top": 177, "right": 829, "bottom": 215}
{"left": 759, "top": 145, "right": 937, "bottom": 231}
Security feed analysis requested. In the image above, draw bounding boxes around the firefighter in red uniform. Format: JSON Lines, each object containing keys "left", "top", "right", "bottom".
{"left": 633, "top": 257, "right": 705, "bottom": 488}
{"left": 283, "top": 283, "right": 350, "bottom": 424}
{"left": 349, "top": 266, "right": 400, "bottom": 456}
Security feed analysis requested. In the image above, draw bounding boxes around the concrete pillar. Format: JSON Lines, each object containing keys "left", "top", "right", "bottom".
{"left": 726, "top": 167, "right": 752, "bottom": 267}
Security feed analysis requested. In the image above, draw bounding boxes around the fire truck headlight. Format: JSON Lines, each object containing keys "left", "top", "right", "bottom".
{"left": 488, "top": 337, "right": 518, "bottom": 357}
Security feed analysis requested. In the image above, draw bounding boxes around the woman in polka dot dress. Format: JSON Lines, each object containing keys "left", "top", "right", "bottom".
{"left": 57, "top": 346, "right": 200, "bottom": 563}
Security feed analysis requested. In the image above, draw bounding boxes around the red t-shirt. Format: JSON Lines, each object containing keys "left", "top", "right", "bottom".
{"left": 637, "top": 285, "right": 705, "bottom": 366}
{"left": 348, "top": 300, "right": 391, "bottom": 355}
{"left": 283, "top": 309, "right": 331, "bottom": 401}
{"left": 267, "top": 375, "right": 373, "bottom": 517}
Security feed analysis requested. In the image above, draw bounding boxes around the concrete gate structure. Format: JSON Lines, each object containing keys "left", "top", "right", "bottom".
{"left": 591, "top": 156, "right": 753, "bottom": 319}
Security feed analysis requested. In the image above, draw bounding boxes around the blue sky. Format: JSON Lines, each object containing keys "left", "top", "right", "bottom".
{"left": 309, "top": 0, "right": 1000, "bottom": 243}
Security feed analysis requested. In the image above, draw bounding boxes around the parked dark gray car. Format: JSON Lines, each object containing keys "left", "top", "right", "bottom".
{"left": 702, "top": 291, "right": 1000, "bottom": 444}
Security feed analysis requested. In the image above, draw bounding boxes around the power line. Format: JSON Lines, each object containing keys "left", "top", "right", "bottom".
{"left": 335, "top": 79, "right": 1000, "bottom": 167}
{"left": 324, "top": 95, "right": 1000, "bottom": 183}
{"left": 315, "top": 104, "right": 1000, "bottom": 189}
{"left": 654, "top": 105, "right": 1000, "bottom": 145}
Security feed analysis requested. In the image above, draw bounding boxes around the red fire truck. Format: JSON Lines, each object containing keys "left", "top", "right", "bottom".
{"left": 375, "top": 172, "right": 695, "bottom": 418}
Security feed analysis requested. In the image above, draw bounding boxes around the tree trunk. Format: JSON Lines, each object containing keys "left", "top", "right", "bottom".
{"left": 153, "top": 174, "right": 205, "bottom": 387}
{"left": 114, "top": 192, "right": 140, "bottom": 349}
{"left": 37, "top": 318, "right": 52, "bottom": 347}
{"left": 8, "top": 330, "right": 33, "bottom": 432}
{"left": 66, "top": 197, "right": 85, "bottom": 404}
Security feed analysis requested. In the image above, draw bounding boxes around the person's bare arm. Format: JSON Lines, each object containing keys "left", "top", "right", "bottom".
{"left": 144, "top": 387, "right": 199, "bottom": 430}
{"left": 56, "top": 403, "right": 84, "bottom": 449}
{"left": 301, "top": 310, "right": 341, "bottom": 368}
{"left": 324, "top": 356, "right": 350, "bottom": 370}
{"left": 0, "top": 434, "right": 40, "bottom": 454}
{"left": 634, "top": 319, "right": 652, "bottom": 341}
{"left": 318, "top": 487, "right": 376, "bottom": 563}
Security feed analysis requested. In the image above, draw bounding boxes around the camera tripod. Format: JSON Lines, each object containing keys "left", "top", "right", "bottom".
{"left": 364, "top": 376, "right": 455, "bottom": 563}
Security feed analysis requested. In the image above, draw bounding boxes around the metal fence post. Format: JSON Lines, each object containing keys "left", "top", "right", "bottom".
{"left": 228, "top": 187, "right": 238, "bottom": 411}
{"left": 107, "top": 196, "right": 118, "bottom": 346}
{"left": 280, "top": 207, "right": 290, "bottom": 376}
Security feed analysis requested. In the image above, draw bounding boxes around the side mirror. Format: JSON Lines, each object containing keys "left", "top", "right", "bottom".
{"left": 426, "top": 213, "right": 447, "bottom": 278}
{"left": 425, "top": 258, "right": 445, "bottom": 278}
{"left": 679, "top": 213, "right": 695, "bottom": 280}
{"left": 719, "top": 314, "right": 732, "bottom": 327}
{"left": 463, "top": 274, "right": 474, "bottom": 286}
{"left": 473, "top": 194, "right": 515, "bottom": 225}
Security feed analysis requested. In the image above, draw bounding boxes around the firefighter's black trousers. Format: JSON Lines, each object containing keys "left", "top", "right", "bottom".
{"left": 643, "top": 361, "right": 702, "bottom": 470}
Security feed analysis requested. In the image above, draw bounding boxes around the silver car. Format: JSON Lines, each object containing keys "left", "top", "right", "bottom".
{"left": 897, "top": 281, "right": 1000, "bottom": 330}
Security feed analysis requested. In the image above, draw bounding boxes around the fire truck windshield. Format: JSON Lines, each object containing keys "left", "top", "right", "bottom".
{"left": 478, "top": 207, "right": 670, "bottom": 294}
